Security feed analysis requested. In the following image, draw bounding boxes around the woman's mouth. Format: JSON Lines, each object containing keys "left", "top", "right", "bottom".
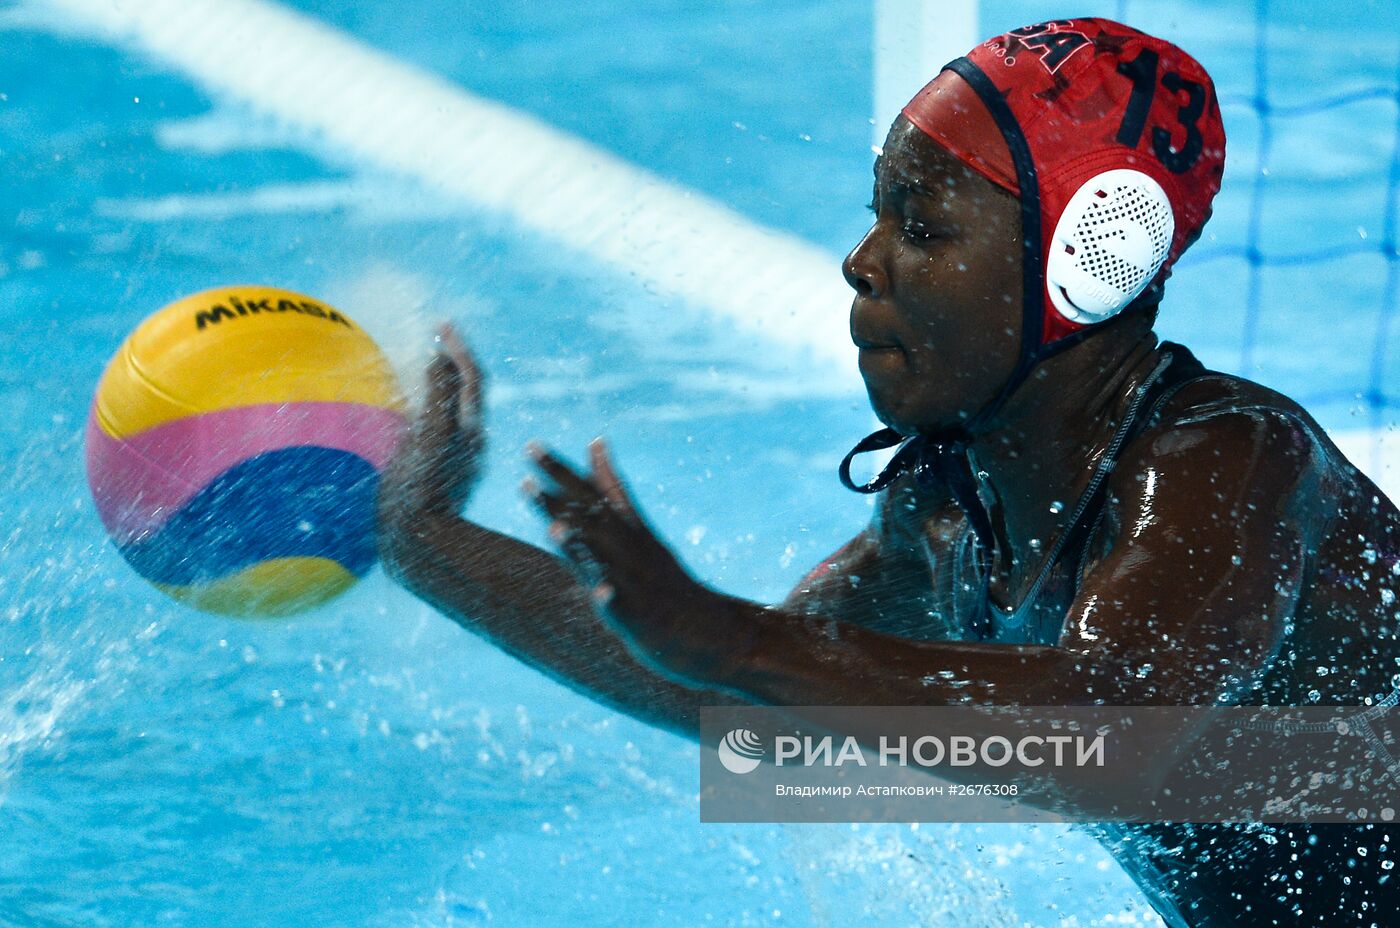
{"left": 855, "top": 341, "right": 906, "bottom": 380}
{"left": 851, "top": 331, "right": 902, "bottom": 353}
{"left": 850, "top": 303, "right": 904, "bottom": 355}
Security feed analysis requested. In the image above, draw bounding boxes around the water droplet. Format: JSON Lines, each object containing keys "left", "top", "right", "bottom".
{"left": 1029, "top": 538, "right": 1042, "bottom": 550}
{"left": 1231, "top": 555, "right": 1243, "bottom": 566}
{"left": 1049, "top": 500, "right": 1065, "bottom": 514}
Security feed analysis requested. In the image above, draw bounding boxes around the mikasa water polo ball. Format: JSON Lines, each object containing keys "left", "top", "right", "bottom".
{"left": 85, "top": 285, "right": 407, "bottom": 617}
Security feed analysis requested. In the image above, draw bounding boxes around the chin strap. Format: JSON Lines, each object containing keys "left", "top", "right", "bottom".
{"left": 838, "top": 428, "right": 942, "bottom": 494}
{"left": 838, "top": 426, "right": 996, "bottom": 558}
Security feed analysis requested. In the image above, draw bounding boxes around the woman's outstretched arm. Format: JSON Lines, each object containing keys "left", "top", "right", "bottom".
{"left": 377, "top": 327, "right": 750, "bottom": 739}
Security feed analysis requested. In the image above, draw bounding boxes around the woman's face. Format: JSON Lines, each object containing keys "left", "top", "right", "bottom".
{"left": 844, "top": 113, "right": 1024, "bottom": 436}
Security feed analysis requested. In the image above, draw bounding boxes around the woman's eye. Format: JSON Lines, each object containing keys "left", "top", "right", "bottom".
{"left": 866, "top": 201, "right": 878, "bottom": 215}
{"left": 901, "top": 223, "right": 939, "bottom": 243}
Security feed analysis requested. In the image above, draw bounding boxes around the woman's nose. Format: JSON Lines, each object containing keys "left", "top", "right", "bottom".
{"left": 843, "top": 228, "right": 888, "bottom": 298}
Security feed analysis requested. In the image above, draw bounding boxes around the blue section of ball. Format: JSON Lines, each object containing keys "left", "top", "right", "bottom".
{"left": 115, "top": 446, "right": 381, "bottom": 585}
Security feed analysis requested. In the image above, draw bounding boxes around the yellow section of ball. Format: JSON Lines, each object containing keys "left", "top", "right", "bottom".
{"left": 93, "top": 285, "right": 404, "bottom": 440}
{"left": 153, "top": 557, "right": 360, "bottom": 618}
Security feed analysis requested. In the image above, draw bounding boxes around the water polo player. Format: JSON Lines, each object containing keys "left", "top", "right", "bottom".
{"left": 378, "top": 18, "right": 1400, "bottom": 926}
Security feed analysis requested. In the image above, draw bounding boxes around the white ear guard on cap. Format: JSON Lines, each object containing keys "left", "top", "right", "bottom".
{"left": 1045, "top": 169, "right": 1175, "bottom": 325}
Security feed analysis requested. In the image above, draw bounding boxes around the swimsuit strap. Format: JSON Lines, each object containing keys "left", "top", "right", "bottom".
{"left": 981, "top": 343, "right": 1211, "bottom": 636}
{"left": 1057, "top": 343, "right": 1212, "bottom": 589}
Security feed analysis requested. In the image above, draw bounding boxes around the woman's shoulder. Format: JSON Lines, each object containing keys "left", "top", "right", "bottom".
{"left": 1112, "top": 343, "right": 1344, "bottom": 505}
{"left": 1152, "top": 341, "right": 1318, "bottom": 432}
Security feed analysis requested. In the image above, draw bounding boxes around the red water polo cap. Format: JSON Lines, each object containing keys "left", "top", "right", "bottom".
{"left": 902, "top": 18, "right": 1225, "bottom": 352}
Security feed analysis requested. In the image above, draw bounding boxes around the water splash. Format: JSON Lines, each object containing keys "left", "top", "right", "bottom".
{"left": 783, "top": 823, "right": 1019, "bottom": 927}
{"left": 0, "top": 663, "right": 89, "bottom": 801}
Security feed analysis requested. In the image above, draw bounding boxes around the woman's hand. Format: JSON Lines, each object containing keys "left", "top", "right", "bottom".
{"left": 377, "top": 323, "right": 487, "bottom": 545}
{"left": 523, "top": 439, "right": 754, "bottom": 685}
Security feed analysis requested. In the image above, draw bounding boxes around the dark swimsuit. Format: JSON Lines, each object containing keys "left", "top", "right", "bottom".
{"left": 1084, "top": 347, "right": 1399, "bottom": 926}
{"left": 1015, "top": 344, "right": 1399, "bottom": 926}
{"left": 844, "top": 341, "right": 1400, "bottom": 926}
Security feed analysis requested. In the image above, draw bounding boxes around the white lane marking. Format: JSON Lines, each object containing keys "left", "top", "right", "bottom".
{"left": 45, "top": 0, "right": 859, "bottom": 387}
{"left": 93, "top": 180, "right": 443, "bottom": 222}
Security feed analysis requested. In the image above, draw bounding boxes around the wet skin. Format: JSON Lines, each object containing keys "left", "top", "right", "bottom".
{"left": 376, "top": 107, "right": 1400, "bottom": 787}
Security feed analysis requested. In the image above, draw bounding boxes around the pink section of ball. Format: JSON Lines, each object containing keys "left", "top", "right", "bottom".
{"left": 86, "top": 402, "right": 406, "bottom": 543}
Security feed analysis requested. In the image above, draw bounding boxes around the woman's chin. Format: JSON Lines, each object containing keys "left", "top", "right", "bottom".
{"left": 862, "top": 389, "right": 917, "bottom": 435}
{"left": 863, "top": 388, "right": 967, "bottom": 438}
{"left": 857, "top": 349, "right": 906, "bottom": 406}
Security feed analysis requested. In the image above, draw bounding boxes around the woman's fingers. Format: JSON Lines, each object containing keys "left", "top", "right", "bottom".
{"left": 527, "top": 444, "right": 605, "bottom": 506}
{"left": 588, "top": 438, "right": 639, "bottom": 519}
{"left": 436, "top": 322, "right": 485, "bottom": 421}
{"left": 521, "top": 475, "right": 610, "bottom": 582}
{"left": 417, "top": 324, "right": 493, "bottom": 508}
{"left": 527, "top": 440, "right": 640, "bottom": 527}
{"left": 522, "top": 441, "right": 684, "bottom": 615}
{"left": 420, "top": 353, "right": 463, "bottom": 451}
{"left": 381, "top": 325, "right": 492, "bottom": 522}
{"left": 523, "top": 469, "right": 640, "bottom": 576}
{"left": 524, "top": 474, "right": 624, "bottom": 551}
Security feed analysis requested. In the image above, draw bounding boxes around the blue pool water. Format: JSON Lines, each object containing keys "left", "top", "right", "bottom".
{"left": 3, "top": 0, "right": 1400, "bottom": 924}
